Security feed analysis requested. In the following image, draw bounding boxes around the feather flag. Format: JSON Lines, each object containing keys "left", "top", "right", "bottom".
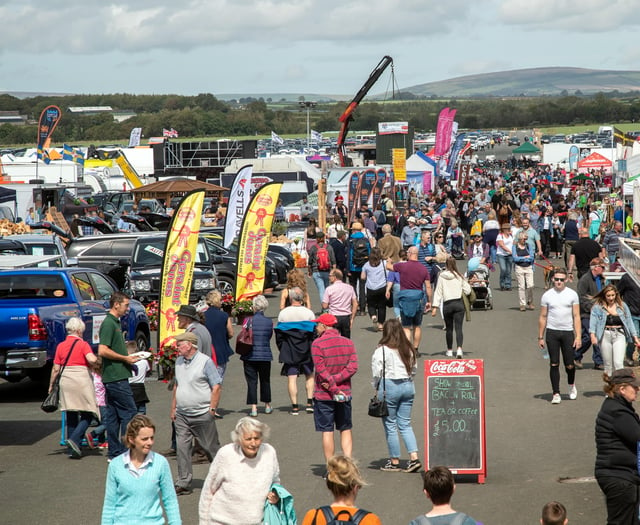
{"left": 271, "top": 131, "right": 284, "bottom": 146}
{"left": 223, "top": 165, "right": 253, "bottom": 248}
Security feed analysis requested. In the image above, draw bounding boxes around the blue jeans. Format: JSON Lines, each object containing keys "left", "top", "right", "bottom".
{"left": 489, "top": 245, "right": 497, "bottom": 265}
{"left": 497, "top": 254, "right": 513, "bottom": 289}
{"left": 312, "top": 271, "right": 330, "bottom": 303}
{"left": 90, "top": 405, "right": 108, "bottom": 443}
{"left": 392, "top": 282, "right": 401, "bottom": 319}
{"left": 66, "top": 411, "right": 93, "bottom": 449}
{"left": 104, "top": 379, "right": 137, "bottom": 459}
{"left": 575, "top": 316, "right": 603, "bottom": 366}
{"left": 378, "top": 378, "right": 418, "bottom": 458}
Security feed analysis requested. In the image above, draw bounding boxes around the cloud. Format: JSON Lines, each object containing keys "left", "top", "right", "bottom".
{"left": 0, "top": 0, "right": 473, "bottom": 55}
{"left": 498, "top": 0, "right": 640, "bottom": 32}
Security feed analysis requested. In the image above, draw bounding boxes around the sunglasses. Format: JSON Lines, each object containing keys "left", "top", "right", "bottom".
{"left": 553, "top": 277, "right": 566, "bottom": 282}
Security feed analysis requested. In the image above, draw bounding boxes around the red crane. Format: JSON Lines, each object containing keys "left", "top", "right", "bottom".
{"left": 337, "top": 55, "right": 394, "bottom": 167}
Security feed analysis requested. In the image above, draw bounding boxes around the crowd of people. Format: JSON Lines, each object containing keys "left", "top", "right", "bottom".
{"left": 45, "top": 162, "right": 640, "bottom": 523}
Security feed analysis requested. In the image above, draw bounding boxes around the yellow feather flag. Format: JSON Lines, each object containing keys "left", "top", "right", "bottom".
{"left": 158, "top": 189, "right": 205, "bottom": 347}
{"left": 235, "top": 182, "right": 282, "bottom": 301}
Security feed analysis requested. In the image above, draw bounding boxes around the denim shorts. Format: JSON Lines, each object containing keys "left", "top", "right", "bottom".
{"left": 313, "top": 399, "right": 352, "bottom": 432}
{"left": 400, "top": 310, "right": 423, "bottom": 327}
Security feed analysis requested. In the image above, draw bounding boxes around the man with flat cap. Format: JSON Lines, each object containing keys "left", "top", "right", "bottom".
{"left": 310, "top": 313, "right": 358, "bottom": 464}
{"left": 177, "top": 304, "right": 212, "bottom": 358}
{"left": 171, "top": 331, "right": 222, "bottom": 496}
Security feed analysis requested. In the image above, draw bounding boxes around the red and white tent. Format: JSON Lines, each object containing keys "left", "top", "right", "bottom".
{"left": 578, "top": 151, "right": 612, "bottom": 169}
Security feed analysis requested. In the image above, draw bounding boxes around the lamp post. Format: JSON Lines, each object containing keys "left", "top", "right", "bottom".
{"left": 299, "top": 101, "right": 317, "bottom": 154}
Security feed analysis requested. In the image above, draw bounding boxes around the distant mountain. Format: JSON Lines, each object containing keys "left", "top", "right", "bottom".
{"left": 4, "top": 67, "right": 640, "bottom": 101}
{"left": 401, "top": 67, "right": 640, "bottom": 97}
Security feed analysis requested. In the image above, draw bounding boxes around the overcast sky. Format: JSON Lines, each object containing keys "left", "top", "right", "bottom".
{"left": 2, "top": 0, "right": 640, "bottom": 97}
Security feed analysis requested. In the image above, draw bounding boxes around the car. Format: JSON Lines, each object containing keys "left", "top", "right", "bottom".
{"left": 540, "top": 135, "right": 551, "bottom": 144}
{"left": 6, "top": 234, "right": 71, "bottom": 267}
{"left": 127, "top": 234, "right": 218, "bottom": 304}
{"left": 65, "top": 232, "right": 145, "bottom": 289}
{"left": 507, "top": 136, "right": 520, "bottom": 146}
{"left": 201, "top": 227, "right": 291, "bottom": 286}
{"left": 550, "top": 134, "right": 566, "bottom": 143}
{"left": 201, "top": 234, "right": 280, "bottom": 295}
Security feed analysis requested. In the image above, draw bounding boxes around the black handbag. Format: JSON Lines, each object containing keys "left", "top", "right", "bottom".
{"left": 368, "top": 346, "right": 389, "bottom": 418}
{"left": 41, "top": 340, "right": 79, "bottom": 413}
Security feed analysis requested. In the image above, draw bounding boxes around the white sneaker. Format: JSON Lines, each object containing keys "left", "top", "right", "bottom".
{"left": 456, "top": 349, "right": 463, "bottom": 358}
{"left": 569, "top": 385, "right": 577, "bottom": 400}
{"left": 551, "top": 393, "right": 562, "bottom": 404}
{"left": 445, "top": 350, "right": 453, "bottom": 357}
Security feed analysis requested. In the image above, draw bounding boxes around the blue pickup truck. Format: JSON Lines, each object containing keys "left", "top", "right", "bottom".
{"left": 0, "top": 268, "right": 150, "bottom": 383}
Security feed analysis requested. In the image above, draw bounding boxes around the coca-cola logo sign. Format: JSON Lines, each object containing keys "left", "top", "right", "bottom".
{"left": 429, "top": 360, "right": 478, "bottom": 375}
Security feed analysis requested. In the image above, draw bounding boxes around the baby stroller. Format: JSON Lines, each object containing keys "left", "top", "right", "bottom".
{"left": 467, "top": 263, "right": 493, "bottom": 310}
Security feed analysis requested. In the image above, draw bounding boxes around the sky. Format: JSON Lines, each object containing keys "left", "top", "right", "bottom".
{"left": 2, "top": 0, "right": 640, "bottom": 98}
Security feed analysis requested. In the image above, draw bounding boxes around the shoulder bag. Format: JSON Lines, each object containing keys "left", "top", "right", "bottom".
{"left": 41, "top": 339, "right": 79, "bottom": 413}
{"left": 368, "top": 346, "right": 389, "bottom": 418}
{"left": 235, "top": 317, "right": 254, "bottom": 356}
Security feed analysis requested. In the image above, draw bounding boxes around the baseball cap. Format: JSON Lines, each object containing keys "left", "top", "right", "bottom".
{"left": 311, "top": 313, "right": 338, "bottom": 327}
{"left": 174, "top": 332, "right": 198, "bottom": 344}
{"left": 610, "top": 368, "right": 640, "bottom": 387}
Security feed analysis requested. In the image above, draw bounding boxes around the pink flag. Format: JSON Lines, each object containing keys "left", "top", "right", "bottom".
{"left": 434, "top": 108, "right": 450, "bottom": 157}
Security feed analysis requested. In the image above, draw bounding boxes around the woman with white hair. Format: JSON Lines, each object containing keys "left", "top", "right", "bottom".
{"left": 241, "top": 295, "right": 274, "bottom": 417}
{"left": 199, "top": 417, "right": 281, "bottom": 525}
{"left": 48, "top": 317, "right": 99, "bottom": 458}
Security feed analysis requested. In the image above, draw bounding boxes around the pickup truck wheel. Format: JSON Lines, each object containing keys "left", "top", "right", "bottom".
{"left": 217, "top": 277, "right": 234, "bottom": 296}
{"left": 135, "top": 330, "right": 149, "bottom": 353}
{"left": 26, "top": 364, "right": 51, "bottom": 383}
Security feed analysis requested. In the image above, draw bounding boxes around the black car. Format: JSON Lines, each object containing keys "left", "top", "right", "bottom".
{"left": 128, "top": 234, "right": 218, "bottom": 304}
{"left": 202, "top": 226, "right": 292, "bottom": 285}
{"left": 507, "top": 136, "right": 520, "bottom": 146}
{"left": 65, "top": 232, "right": 144, "bottom": 289}
{"left": 202, "top": 235, "right": 279, "bottom": 295}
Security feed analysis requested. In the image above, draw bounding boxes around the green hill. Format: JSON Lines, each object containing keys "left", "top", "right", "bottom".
{"left": 401, "top": 67, "right": 640, "bottom": 97}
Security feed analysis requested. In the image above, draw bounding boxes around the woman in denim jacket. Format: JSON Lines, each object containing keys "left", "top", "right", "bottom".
{"left": 590, "top": 284, "right": 640, "bottom": 376}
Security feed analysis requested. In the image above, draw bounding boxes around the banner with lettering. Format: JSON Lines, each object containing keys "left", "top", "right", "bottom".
{"left": 158, "top": 189, "right": 205, "bottom": 348}
{"left": 446, "top": 133, "right": 467, "bottom": 174}
{"left": 392, "top": 148, "right": 407, "bottom": 182}
{"left": 37, "top": 105, "right": 62, "bottom": 149}
{"left": 348, "top": 171, "right": 361, "bottom": 225}
{"left": 235, "top": 182, "right": 282, "bottom": 302}
{"left": 224, "top": 164, "right": 253, "bottom": 248}
{"left": 128, "top": 127, "right": 142, "bottom": 147}
{"left": 434, "top": 108, "right": 456, "bottom": 157}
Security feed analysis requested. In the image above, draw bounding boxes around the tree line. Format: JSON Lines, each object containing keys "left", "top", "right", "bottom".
{"left": 1, "top": 91, "right": 640, "bottom": 145}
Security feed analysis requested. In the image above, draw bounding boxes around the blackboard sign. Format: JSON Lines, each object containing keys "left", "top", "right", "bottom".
{"left": 424, "top": 359, "right": 486, "bottom": 483}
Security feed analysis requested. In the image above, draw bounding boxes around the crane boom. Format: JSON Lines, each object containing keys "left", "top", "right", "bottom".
{"left": 337, "top": 55, "right": 394, "bottom": 167}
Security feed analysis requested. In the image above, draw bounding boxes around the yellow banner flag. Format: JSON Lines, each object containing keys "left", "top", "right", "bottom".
{"left": 393, "top": 148, "right": 407, "bottom": 182}
{"left": 235, "top": 182, "right": 282, "bottom": 301}
{"left": 158, "top": 190, "right": 205, "bottom": 347}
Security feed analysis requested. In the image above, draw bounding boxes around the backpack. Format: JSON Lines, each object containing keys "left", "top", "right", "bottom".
{"left": 312, "top": 506, "right": 371, "bottom": 525}
{"left": 351, "top": 237, "right": 369, "bottom": 268}
{"left": 375, "top": 210, "right": 386, "bottom": 226}
{"left": 316, "top": 245, "right": 331, "bottom": 271}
